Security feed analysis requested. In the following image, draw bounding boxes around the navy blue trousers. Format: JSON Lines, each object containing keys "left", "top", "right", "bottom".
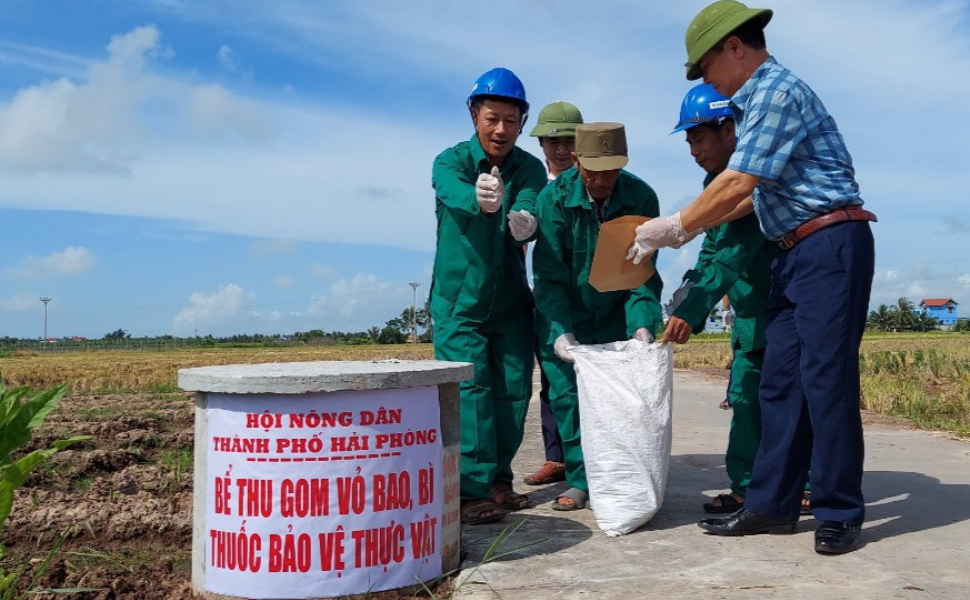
{"left": 534, "top": 337, "right": 563, "bottom": 462}
{"left": 745, "top": 221, "right": 874, "bottom": 525}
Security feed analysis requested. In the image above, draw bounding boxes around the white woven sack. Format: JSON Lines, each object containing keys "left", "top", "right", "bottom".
{"left": 572, "top": 340, "right": 673, "bottom": 536}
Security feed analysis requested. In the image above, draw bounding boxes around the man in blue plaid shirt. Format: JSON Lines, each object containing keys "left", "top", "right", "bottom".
{"left": 629, "top": 1, "right": 875, "bottom": 555}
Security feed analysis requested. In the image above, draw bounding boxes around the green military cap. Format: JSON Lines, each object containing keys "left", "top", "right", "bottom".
{"left": 529, "top": 101, "right": 584, "bottom": 138}
{"left": 684, "top": 0, "right": 772, "bottom": 80}
{"left": 574, "top": 122, "right": 628, "bottom": 171}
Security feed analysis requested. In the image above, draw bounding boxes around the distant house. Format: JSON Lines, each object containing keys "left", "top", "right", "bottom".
{"left": 919, "top": 298, "right": 959, "bottom": 329}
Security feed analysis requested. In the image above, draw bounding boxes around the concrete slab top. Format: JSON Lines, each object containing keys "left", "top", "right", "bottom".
{"left": 178, "top": 359, "right": 473, "bottom": 394}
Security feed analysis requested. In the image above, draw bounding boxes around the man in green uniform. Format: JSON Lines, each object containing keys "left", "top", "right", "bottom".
{"left": 522, "top": 100, "right": 585, "bottom": 488}
{"left": 662, "top": 83, "right": 775, "bottom": 513}
{"left": 431, "top": 67, "right": 547, "bottom": 525}
{"left": 533, "top": 122, "right": 663, "bottom": 511}
{"left": 531, "top": 101, "right": 584, "bottom": 181}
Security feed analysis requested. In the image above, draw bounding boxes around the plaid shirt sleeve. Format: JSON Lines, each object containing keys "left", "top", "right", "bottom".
{"left": 728, "top": 87, "right": 806, "bottom": 181}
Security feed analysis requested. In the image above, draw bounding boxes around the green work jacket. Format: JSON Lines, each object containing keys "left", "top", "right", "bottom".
{"left": 673, "top": 176, "right": 776, "bottom": 351}
{"left": 533, "top": 168, "right": 663, "bottom": 346}
{"left": 430, "top": 135, "right": 547, "bottom": 321}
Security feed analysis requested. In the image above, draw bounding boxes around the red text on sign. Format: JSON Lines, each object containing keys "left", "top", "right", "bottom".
{"left": 235, "top": 478, "right": 273, "bottom": 518}
{"left": 209, "top": 529, "right": 262, "bottom": 572}
{"left": 280, "top": 478, "right": 330, "bottom": 518}
{"left": 351, "top": 522, "right": 406, "bottom": 568}
{"left": 268, "top": 532, "right": 313, "bottom": 573}
{"left": 373, "top": 471, "right": 411, "bottom": 512}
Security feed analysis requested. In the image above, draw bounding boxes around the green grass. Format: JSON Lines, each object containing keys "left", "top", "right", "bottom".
{"left": 159, "top": 448, "right": 193, "bottom": 489}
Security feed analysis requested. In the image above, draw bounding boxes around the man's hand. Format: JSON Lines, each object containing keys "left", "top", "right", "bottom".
{"left": 662, "top": 316, "right": 694, "bottom": 345}
{"left": 476, "top": 166, "right": 505, "bottom": 214}
{"left": 723, "top": 310, "right": 735, "bottom": 327}
{"left": 508, "top": 210, "right": 537, "bottom": 241}
{"left": 633, "top": 328, "right": 654, "bottom": 343}
{"left": 626, "top": 212, "right": 701, "bottom": 264}
{"left": 554, "top": 332, "right": 579, "bottom": 363}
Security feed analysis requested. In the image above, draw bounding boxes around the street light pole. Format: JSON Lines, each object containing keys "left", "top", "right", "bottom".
{"left": 409, "top": 283, "right": 420, "bottom": 343}
{"left": 39, "top": 297, "right": 52, "bottom": 340}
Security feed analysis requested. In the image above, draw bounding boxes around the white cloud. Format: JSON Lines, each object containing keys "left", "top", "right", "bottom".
{"left": 0, "top": 40, "right": 88, "bottom": 80}
{"left": 2, "top": 3, "right": 960, "bottom": 259}
{"left": 309, "top": 264, "right": 337, "bottom": 280}
{"left": 217, "top": 44, "right": 240, "bottom": 72}
{"left": 1, "top": 294, "right": 44, "bottom": 311}
{"left": 4, "top": 246, "right": 95, "bottom": 279}
{"left": 869, "top": 262, "right": 969, "bottom": 308}
{"left": 172, "top": 283, "right": 251, "bottom": 333}
{"left": 306, "top": 272, "right": 408, "bottom": 331}
{"left": 249, "top": 238, "right": 299, "bottom": 259}
{"left": 272, "top": 275, "right": 293, "bottom": 289}
{"left": 0, "top": 25, "right": 266, "bottom": 175}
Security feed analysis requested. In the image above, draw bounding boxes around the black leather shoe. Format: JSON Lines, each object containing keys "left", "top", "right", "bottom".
{"left": 815, "top": 521, "right": 861, "bottom": 555}
{"left": 698, "top": 508, "right": 796, "bottom": 536}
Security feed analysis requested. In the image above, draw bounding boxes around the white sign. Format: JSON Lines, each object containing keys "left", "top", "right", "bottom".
{"left": 204, "top": 386, "right": 443, "bottom": 599}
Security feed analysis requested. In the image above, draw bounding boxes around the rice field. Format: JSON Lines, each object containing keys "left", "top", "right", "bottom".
{"left": 2, "top": 332, "right": 967, "bottom": 437}
{"left": 0, "top": 344, "right": 435, "bottom": 393}
{"left": 673, "top": 332, "right": 970, "bottom": 437}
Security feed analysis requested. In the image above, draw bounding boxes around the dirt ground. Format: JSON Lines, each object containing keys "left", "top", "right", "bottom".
{"left": 2, "top": 392, "right": 449, "bottom": 600}
{"left": 3, "top": 392, "right": 196, "bottom": 599}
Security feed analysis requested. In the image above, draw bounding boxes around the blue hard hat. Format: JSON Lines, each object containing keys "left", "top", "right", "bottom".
{"left": 467, "top": 67, "right": 529, "bottom": 115}
{"left": 671, "top": 83, "right": 733, "bottom": 134}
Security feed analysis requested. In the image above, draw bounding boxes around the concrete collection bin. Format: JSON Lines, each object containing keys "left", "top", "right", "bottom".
{"left": 179, "top": 360, "right": 471, "bottom": 600}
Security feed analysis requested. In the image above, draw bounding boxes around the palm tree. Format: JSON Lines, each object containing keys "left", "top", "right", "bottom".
{"left": 893, "top": 297, "right": 918, "bottom": 331}
{"left": 913, "top": 311, "right": 940, "bottom": 332}
{"left": 867, "top": 304, "right": 895, "bottom": 332}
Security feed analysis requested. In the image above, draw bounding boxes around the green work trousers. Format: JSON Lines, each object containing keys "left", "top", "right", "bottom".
{"left": 725, "top": 345, "right": 764, "bottom": 498}
{"left": 433, "top": 310, "right": 533, "bottom": 501}
{"left": 540, "top": 355, "right": 587, "bottom": 493}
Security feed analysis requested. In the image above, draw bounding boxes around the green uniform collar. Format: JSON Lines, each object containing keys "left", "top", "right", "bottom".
{"left": 560, "top": 169, "right": 638, "bottom": 214}
{"left": 469, "top": 134, "right": 521, "bottom": 173}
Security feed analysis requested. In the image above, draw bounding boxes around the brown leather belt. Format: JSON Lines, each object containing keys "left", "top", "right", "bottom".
{"left": 777, "top": 206, "right": 877, "bottom": 250}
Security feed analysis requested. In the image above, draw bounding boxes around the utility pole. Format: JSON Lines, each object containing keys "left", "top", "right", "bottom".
{"left": 39, "top": 297, "right": 52, "bottom": 340}
{"left": 409, "top": 282, "right": 421, "bottom": 343}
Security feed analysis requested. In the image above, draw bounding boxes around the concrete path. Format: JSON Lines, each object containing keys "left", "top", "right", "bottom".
{"left": 456, "top": 370, "right": 970, "bottom": 599}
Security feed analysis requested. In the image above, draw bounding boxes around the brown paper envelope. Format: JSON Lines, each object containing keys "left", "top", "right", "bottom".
{"left": 588, "top": 215, "right": 656, "bottom": 292}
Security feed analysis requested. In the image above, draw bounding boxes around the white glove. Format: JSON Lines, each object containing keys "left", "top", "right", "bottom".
{"left": 476, "top": 166, "right": 505, "bottom": 214}
{"left": 666, "top": 280, "right": 694, "bottom": 316}
{"left": 723, "top": 310, "right": 735, "bottom": 327}
{"left": 508, "top": 210, "right": 537, "bottom": 241}
{"left": 633, "top": 328, "right": 654, "bottom": 343}
{"left": 626, "top": 212, "right": 698, "bottom": 265}
{"left": 554, "top": 332, "right": 579, "bottom": 363}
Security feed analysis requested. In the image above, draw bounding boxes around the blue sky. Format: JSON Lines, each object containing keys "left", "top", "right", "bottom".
{"left": 1, "top": 0, "right": 968, "bottom": 339}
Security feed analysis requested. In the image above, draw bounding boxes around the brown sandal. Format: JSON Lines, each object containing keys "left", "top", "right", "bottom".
{"left": 460, "top": 498, "right": 505, "bottom": 525}
{"left": 524, "top": 461, "right": 566, "bottom": 486}
{"left": 491, "top": 480, "right": 531, "bottom": 511}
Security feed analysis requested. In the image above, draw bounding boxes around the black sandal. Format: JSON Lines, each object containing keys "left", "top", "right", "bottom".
{"left": 703, "top": 493, "right": 744, "bottom": 514}
{"left": 461, "top": 498, "right": 506, "bottom": 525}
